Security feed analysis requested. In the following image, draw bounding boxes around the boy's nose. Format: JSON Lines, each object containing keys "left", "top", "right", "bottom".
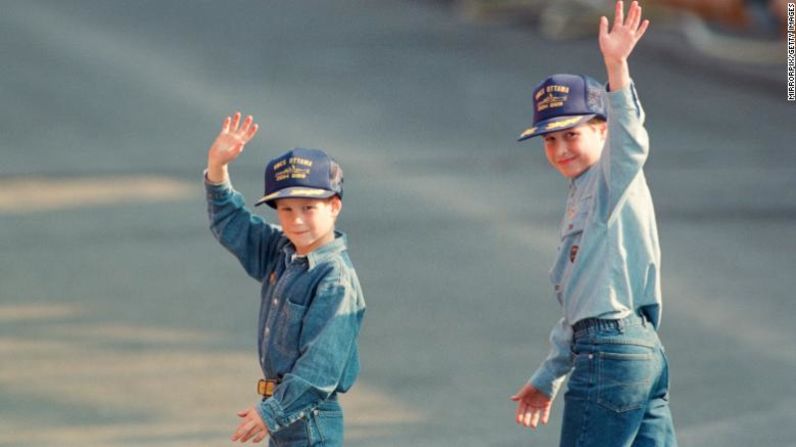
{"left": 555, "top": 143, "right": 572, "bottom": 158}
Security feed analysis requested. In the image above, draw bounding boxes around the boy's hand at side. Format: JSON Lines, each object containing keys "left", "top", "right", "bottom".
{"left": 511, "top": 383, "right": 552, "bottom": 430}
{"left": 207, "top": 112, "right": 259, "bottom": 184}
{"left": 599, "top": 1, "right": 649, "bottom": 91}
{"left": 232, "top": 406, "right": 269, "bottom": 443}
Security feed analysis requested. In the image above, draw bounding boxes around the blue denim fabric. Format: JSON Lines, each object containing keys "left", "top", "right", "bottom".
{"left": 560, "top": 315, "right": 677, "bottom": 447}
{"left": 268, "top": 398, "right": 343, "bottom": 447}
{"left": 205, "top": 177, "right": 365, "bottom": 443}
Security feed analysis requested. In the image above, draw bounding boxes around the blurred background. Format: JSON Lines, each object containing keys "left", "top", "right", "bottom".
{"left": 1, "top": 0, "right": 794, "bottom": 446}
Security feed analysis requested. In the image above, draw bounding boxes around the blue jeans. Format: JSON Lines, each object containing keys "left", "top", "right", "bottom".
{"left": 268, "top": 398, "right": 343, "bottom": 447}
{"left": 560, "top": 315, "right": 677, "bottom": 447}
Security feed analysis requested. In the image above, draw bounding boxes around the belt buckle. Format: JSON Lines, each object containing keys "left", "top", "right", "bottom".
{"left": 257, "top": 379, "right": 278, "bottom": 398}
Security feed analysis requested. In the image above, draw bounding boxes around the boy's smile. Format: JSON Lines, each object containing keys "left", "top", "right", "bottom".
{"left": 276, "top": 197, "right": 341, "bottom": 255}
{"left": 542, "top": 122, "right": 607, "bottom": 178}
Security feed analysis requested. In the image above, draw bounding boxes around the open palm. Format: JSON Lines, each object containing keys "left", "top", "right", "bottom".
{"left": 208, "top": 112, "right": 259, "bottom": 166}
{"left": 599, "top": 1, "right": 649, "bottom": 63}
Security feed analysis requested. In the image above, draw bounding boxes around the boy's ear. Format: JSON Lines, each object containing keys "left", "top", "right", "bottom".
{"left": 594, "top": 121, "right": 608, "bottom": 141}
{"left": 600, "top": 121, "right": 608, "bottom": 135}
{"left": 329, "top": 196, "right": 342, "bottom": 218}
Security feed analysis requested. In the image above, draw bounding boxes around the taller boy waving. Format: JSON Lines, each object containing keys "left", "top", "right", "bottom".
{"left": 511, "top": 2, "right": 677, "bottom": 446}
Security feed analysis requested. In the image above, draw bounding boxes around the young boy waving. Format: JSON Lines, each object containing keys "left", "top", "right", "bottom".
{"left": 511, "top": 2, "right": 677, "bottom": 445}
{"left": 205, "top": 113, "right": 365, "bottom": 446}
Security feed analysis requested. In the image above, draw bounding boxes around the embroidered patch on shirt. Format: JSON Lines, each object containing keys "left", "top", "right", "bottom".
{"left": 567, "top": 206, "right": 576, "bottom": 220}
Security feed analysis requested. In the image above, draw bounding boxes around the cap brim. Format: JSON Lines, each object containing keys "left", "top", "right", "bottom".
{"left": 254, "top": 187, "right": 337, "bottom": 208}
{"left": 517, "top": 114, "right": 596, "bottom": 141}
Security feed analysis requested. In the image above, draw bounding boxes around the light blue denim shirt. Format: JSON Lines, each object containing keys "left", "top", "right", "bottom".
{"left": 205, "top": 178, "right": 365, "bottom": 433}
{"left": 529, "top": 82, "right": 662, "bottom": 399}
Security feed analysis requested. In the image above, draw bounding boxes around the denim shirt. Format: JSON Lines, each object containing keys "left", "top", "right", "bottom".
{"left": 205, "top": 178, "right": 366, "bottom": 433}
{"left": 529, "top": 82, "right": 662, "bottom": 399}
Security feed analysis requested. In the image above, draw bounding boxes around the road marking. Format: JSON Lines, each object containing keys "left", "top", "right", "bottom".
{"left": 0, "top": 302, "right": 421, "bottom": 446}
{"left": 0, "top": 176, "right": 193, "bottom": 214}
{"left": 0, "top": 303, "right": 81, "bottom": 322}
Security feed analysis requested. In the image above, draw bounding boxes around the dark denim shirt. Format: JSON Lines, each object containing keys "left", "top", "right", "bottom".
{"left": 205, "top": 178, "right": 365, "bottom": 433}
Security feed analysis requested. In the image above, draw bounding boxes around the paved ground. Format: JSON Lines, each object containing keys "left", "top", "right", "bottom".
{"left": 1, "top": 1, "right": 794, "bottom": 446}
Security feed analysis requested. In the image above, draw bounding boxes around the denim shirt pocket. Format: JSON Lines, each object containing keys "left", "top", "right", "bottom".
{"left": 275, "top": 300, "right": 308, "bottom": 355}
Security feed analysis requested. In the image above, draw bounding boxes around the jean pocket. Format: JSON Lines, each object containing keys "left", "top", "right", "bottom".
{"left": 305, "top": 411, "right": 324, "bottom": 447}
{"left": 307, "top": 406, "right": 343, "bottom": 447}
{"left": 659, "top": 347, "right": 672, "bottom": 402}
{"left": 271, "top": 419, "right": 309, "bottom": 446}
{"left": 596, "top": 350, "right": 654, "bottom": 413}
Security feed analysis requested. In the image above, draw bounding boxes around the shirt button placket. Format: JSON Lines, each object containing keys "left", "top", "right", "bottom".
{"left": 265, "top": 269, "right": 289, "bottom": 342}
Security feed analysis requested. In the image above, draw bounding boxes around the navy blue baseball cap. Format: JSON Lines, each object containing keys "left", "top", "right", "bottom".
{"left": 518, "top": 73, "right": 606, "bottom": 141}
{"left": 254, "top": 148, "right": 344, "bottom": 208}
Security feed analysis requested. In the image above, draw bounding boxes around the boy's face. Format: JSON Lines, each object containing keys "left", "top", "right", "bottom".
{"left": 542, "top": 122, "right": 607, "bottom": 178}
{"left": 275, "top": 197, "right": 341, "bottom": 255}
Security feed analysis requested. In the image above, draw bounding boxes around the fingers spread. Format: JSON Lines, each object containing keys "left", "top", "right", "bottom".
{"left": 613, "top": 0, "right": 624, "bottom": 29}
{"left": 531, "top": 410, "right": 541, "bottom": 429}
{"left": 599, "top": 15, "right": 609, "bottom": 36}
{"left": 245, "top": 123, "right": 259, "bottom": 141}
{"left": 523, "top": 409, "right": 534, "bottom": 428}
{"left": 240, "top": 115, "right": 253, "bottom": 133}
{"left": 626, "top": 1, "right": 639, "bottom": 29}
{"left": 541, "top": 406, "right": 551, "bottom": 425}
{"left": 516, "top": 402, "right": 527, "bottom": 424}
{"left": 637, "top": 19, "right": 650, "bottom": 37}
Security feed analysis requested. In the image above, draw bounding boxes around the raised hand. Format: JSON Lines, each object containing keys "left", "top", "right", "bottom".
{"left": 599, "top": 1, "right": 649, "bottom": 63}
{"left": 206, "top": 112, "right": 259, "bottom": 183}
{"left": 598, "top": 1, "right": 650, "bottom": 90}
{"left": 209, "top": 112, "right": 259, "bottom": 166}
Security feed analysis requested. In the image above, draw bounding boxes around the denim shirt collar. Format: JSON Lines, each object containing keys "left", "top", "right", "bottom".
{"left": 570, "top": 164, "right": 595, "bottom": 191}
{"left": 281, "top": 231, "right": 348, "bottom": 270}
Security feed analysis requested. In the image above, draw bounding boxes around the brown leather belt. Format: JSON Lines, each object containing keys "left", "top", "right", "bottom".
{"left": 257, "top": 379, "right": 280, "bottom": 398}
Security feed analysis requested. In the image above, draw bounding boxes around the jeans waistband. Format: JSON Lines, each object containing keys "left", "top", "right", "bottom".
{"left": 572, "top": 313, "right": 647, "bottom": 336}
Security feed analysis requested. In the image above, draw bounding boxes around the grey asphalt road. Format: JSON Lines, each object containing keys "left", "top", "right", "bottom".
{"left": 1, "top": 1, "right": 794, "bottom": 446}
